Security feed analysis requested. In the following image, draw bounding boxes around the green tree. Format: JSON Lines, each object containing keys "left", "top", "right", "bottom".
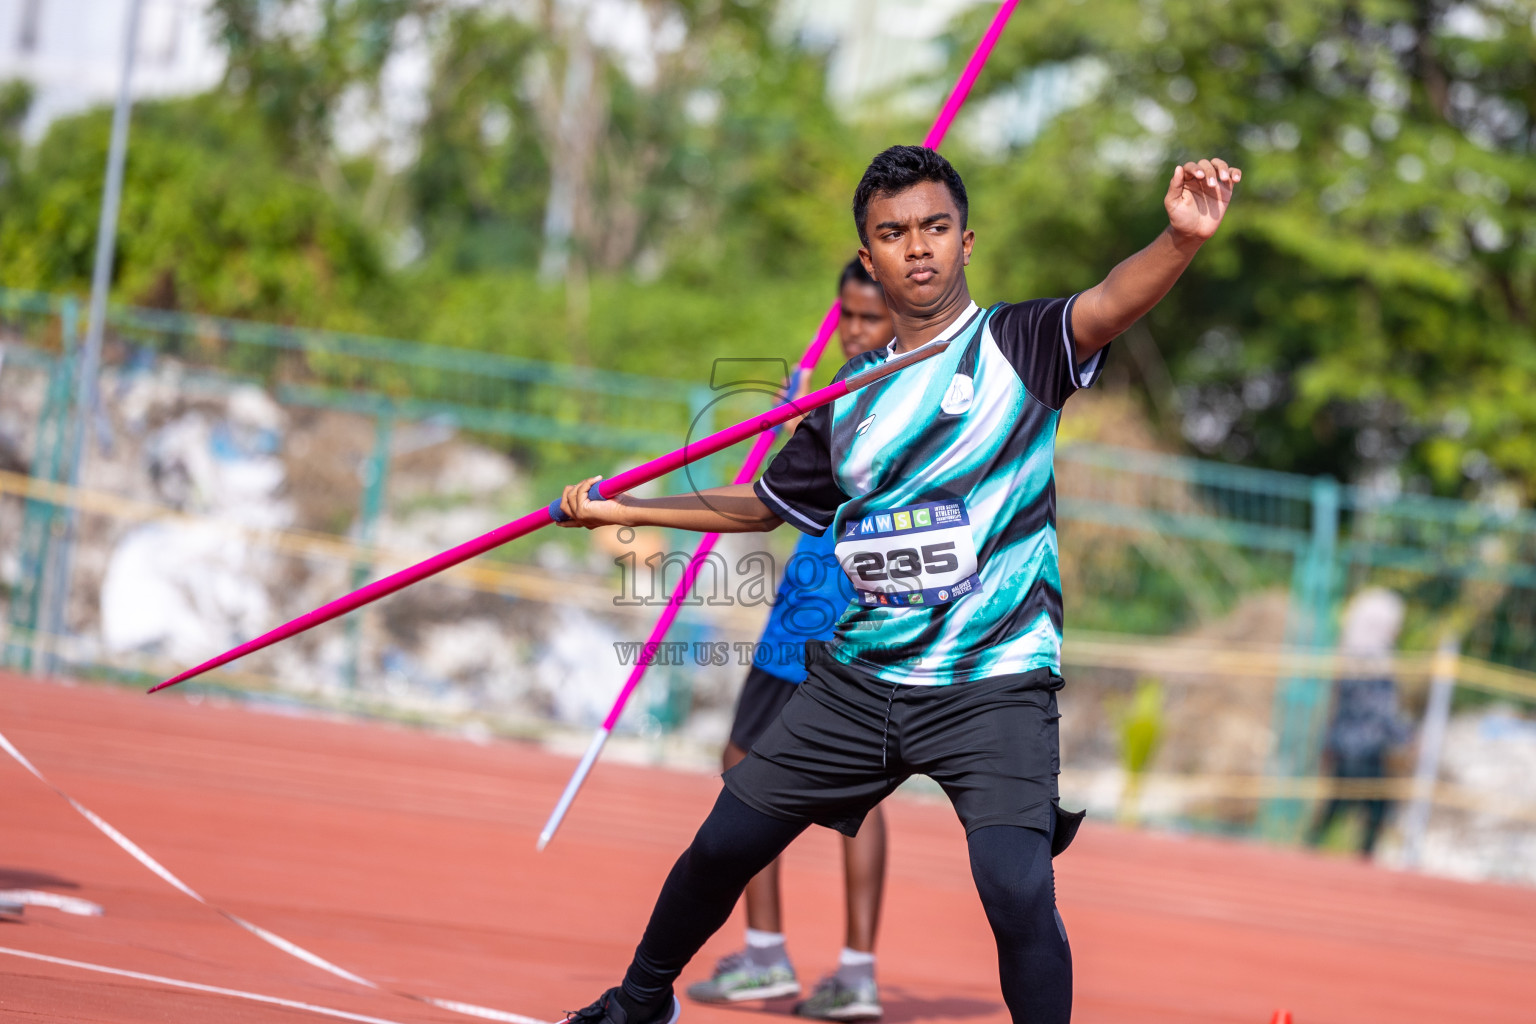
{"left": 0, "top": 94, "right": 388, "bottom": 327}
{"left": 212, "top": 0, "right": 419, "bottom": 204}
{"left": 0, "top": 80, "right": 30, "bottom": 200}
{"left": 955, "top": 0, "right": 1536, "bottom": 497}
{"left": 403, "top": 2, "right": 859, "bottom": 279}
{"left": 401, "top": 2, "right": 871, "bottom": 377}
{"left": 0, "top": 1, "right": 871, "bottom": 372}
{"left": 406, "top": 7, "right": 549, "bottom": 274}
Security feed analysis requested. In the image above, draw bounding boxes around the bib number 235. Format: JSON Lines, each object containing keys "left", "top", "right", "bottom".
{"left": 848, "top": 542, "right": 959, "bottom": 581}
{"left": 835, "top": 499, "right": 981, "bottom": 607}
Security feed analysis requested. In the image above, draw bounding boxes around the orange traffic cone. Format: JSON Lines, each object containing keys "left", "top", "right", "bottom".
{"left": 1269, "top": 1012, "right": 1292, "bottom": 1024}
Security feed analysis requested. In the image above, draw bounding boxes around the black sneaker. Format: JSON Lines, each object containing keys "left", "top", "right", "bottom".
{"left": 563, "top": 988, "right": 681, "bottom": 1024}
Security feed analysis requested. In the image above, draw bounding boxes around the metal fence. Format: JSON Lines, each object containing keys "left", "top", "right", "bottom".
{"left": 2, "top": 288, "right": 1534, "bottom": 872}
{"left": 0, "top": 288, "right": 736, "bottom": 736}
{"left": 1056, "top": 441, "right": 1536, "bottom": 863}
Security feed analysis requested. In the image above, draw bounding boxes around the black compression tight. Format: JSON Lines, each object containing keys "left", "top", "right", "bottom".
{"left": 967, "top": 823, "right": 1073, "bottom": 1024}
{"left": 619, "top": 790, "right": 1072, "bottom": 1024}
{"left": 620, "top": 789, "right": 807, "bottom": 1011}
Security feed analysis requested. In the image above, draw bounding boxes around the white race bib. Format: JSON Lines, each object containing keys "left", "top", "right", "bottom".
{"left": 835, "top": 499, "right": 981, "bottom": 608}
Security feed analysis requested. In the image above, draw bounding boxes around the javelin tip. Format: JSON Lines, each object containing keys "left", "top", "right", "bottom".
{"left": 149, "top": 672, "right": 190, "bottom": 693}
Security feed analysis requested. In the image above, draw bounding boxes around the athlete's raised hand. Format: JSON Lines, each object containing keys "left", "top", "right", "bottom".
{"left": 1070, "top": 156, "right": 1244, "bottom": 357}
{"left": 1165, "top": 158, "right": 1241, "bottom": 243}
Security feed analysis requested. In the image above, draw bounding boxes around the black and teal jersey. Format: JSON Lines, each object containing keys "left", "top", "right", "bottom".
{"left": 753, "top": 298, "right": 1105, "bottom": 685}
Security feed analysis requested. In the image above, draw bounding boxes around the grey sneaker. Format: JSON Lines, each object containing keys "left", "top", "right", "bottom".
{"left": 685, "top": 950, "right": 800, "bottom": 1003}
{"left": 793, "top": 974, "right": 881, "bottom": 1021}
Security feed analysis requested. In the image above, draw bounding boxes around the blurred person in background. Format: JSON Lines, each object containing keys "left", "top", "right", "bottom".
{"left": 1308, "top": 587, "right": 1411, "bottom": 856}
{"left": 687, "top": 258, "right": 894, "bottom": 1021}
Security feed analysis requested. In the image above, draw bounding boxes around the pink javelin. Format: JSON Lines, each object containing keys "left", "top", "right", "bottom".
{"left": 147, "top": 339, "right": 950, "bottom": 696}
{"left": 535, "top": 0, "right": 1019, "bottom": 848}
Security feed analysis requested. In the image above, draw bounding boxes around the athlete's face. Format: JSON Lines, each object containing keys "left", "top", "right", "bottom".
{"left": 857, "top": 181, "right": 974, "bottom": 318}
{"left": 837, "top": 281, "right": 895, "bottom": 359}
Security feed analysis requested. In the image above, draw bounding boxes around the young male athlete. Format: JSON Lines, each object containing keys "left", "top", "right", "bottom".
{"left": 557, "top": 145, "right": 1241, "bottom": 1024}
{"left": 687, "top": 258, "right": 895, "bottom": 1021}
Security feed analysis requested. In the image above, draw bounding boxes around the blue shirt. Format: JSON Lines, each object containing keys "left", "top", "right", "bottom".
{"left": 753, "top": 527, "right": 854, "bottom": 685}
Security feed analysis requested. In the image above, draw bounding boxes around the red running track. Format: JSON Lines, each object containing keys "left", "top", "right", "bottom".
{"left": 2, "top": 671, "right": 1534, "bottom": 1024}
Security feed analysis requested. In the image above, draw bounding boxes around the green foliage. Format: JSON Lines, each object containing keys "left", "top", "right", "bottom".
{"left": 401, "top": 0, "right": 863, "bottom": 282}
{"left": 678, "top": 23, "right": 877, "bottom": 280}
{"left": 0, "top": 93, "right": 388, "bottom": 327}
{"left": 1117, "top": 678, "right": 1165, "bottom": 775}
{"left": 1065, "top": 542, "right": 1198, "bottom": 635}
{"left": 413, "top": 269, "right": 830, "bottom": 377}
{"left": 7, "top": 0, "right": 1536, "bottom": 504}
{"left": 1113, "top": 677, "right": 1165, "bottom": 824}
{"left": 955, "top": 0, "right": 1536, "bottom": 496}
{"left": 406, "top": 8, "right": 550, "bottom": 273}
{"left": 212, "top": 0, "right": 417, "bottom": 163}
{"left": 0, "top": 80, "right": 30, "bottom": 197}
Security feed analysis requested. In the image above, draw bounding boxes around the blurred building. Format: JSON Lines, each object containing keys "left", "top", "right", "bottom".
{"left": 0, "top": 0, "right": 225, "bottom": 139}
{"left": 2, "top": 0, "right": 1054, "bottom": 153}
{"left": 782, "top": 0, "right": 975, "bottom": 108}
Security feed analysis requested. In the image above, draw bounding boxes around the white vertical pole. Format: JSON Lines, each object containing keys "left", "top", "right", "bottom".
{"left": 1400, "top": 636, "right": 1458, "bottom": 868}
{"left": 44, "top": 0, "right": 144, "bottom": 671}
{"left": 77, "top": 0, "right": 144, "bottom": 477}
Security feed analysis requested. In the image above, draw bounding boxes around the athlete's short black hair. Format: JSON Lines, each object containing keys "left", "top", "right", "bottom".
{"left": 852, "top": 145, "right": 969, "bottom": 246}
{"left": 838, "top": 257, "right": 880, "bottom": 292}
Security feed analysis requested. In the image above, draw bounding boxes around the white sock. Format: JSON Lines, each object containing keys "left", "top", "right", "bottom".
{"left": 835, "top": 947, "right": 875, "bottom": 984}
{"left": 745, "top": 928, "right": 786, "bottom": 948}
{"left": 745, "top": 928, "right": 790, "bottom": 967}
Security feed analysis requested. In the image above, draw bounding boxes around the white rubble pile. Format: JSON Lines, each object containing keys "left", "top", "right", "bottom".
{"left": 0, "top": 344, "right": 733, "bottom": 729}
{"left": 0, "top": 358, "right": 48, "bottom": 590}
{"left": 100, "top": 389, "right": 292, "bottom": 665}
{"left": 1400, "top": 709, "right": 1536, "bottom": 887}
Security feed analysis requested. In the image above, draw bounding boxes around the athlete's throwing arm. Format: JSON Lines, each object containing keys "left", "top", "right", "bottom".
{"left": 558, "top": 156, "right": 1239, "bottom": 535}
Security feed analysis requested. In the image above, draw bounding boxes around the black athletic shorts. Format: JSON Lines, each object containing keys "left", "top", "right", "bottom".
{"left": 728, "top": 666, "right": 800, "bottom": 752}
{"left": 724, "top": 641, "right": 1084, "bottom": 852}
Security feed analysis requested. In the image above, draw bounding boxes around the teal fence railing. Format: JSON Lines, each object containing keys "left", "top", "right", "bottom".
{"left": 3, "top": 288, "right": 1534, "bottom": 845}
{"left": 1058, "top": 441, "right": 1536, "bottom": 837}
{"left": 0, "top": 288, "right": 725, "bottom": 732}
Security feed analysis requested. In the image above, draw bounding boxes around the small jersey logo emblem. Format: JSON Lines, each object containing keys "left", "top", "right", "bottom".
{"left": 941, "top": 375, "right": 974, "bottom": 414}
{"left": 856, "top": 414, "right": 877, "bottom": 435}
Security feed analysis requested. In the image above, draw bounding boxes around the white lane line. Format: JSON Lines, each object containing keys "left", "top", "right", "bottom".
{"left": 419, "top": 995, "right": 552, "bottom": 1023}
{"left": 1, "top": 725, "right": 549, "bottom": 1024}
{"left": 0, "top": 944, "right": 420, "bottom": 1024}
{"left": 0, "top": 889, "right": 102, "bottom": 916}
